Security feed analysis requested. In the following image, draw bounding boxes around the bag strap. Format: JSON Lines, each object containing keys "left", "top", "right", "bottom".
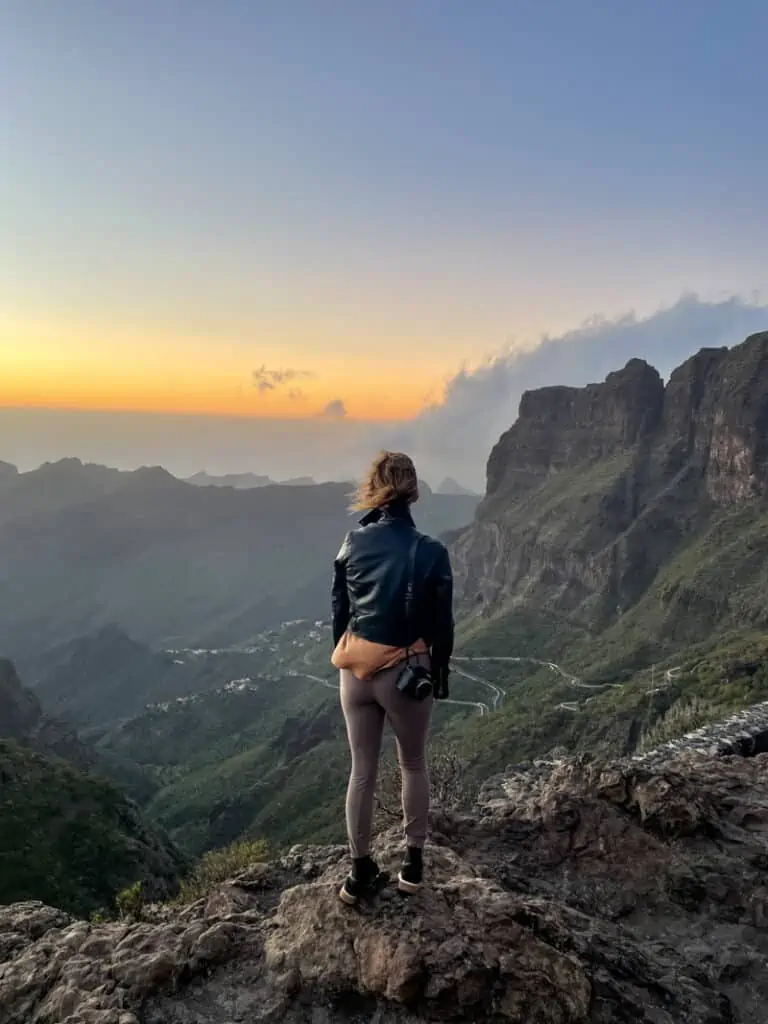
{"left": 403, "top": 533, "right": 421, "bottom": 634}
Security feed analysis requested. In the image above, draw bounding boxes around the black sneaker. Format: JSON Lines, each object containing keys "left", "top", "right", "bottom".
{"left": 338, "top": 856, "right": 389, "bottom": 906}
{"left": 397, "top": 846, "right": 423, "bottom": 894}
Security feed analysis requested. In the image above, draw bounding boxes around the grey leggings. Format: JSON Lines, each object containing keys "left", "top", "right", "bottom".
{"left": 340, "top": 659, "right": 433, "bottom": 858}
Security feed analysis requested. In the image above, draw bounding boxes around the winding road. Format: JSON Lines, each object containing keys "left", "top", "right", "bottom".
{"left": 288, "top": 668, "right": 491, "bottom": 715}
{"left": 450, "top": 664, "right": 504, "bottom": 710}
{"left": 168, "top": 638, "right": 650, "bottom": 718}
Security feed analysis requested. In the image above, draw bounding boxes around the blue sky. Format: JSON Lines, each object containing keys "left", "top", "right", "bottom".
{"left": 1, "top": 2, "right": 767, "bottom": 479}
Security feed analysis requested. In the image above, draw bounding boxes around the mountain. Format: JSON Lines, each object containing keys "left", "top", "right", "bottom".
{"left": 0, "top": 459, "right": 18, "bottom": 481}
{"left": 0, "top": 661, "right": 185, "bottom": 915}
{"left": 437, "top": 330, "right": 768, "bottom": 775}
{"left": 2, "top": 747, "right": 768, "bottom": 1023}
{"left": 437, "top": 476, "right": 480, "bottom": 496}
{"left": 454, "top": 331, "right": 768, "bottom": 644}
{"left": 0, "top": 463, "right": 478, "bottom": 669}
{"left": 32, "top": 625, "right": 174, "bottom": 727}
{"left": 283, "top": 475, "right": 318, "bottom": 486}
{"left": 0, "top": 656, "right": 96, "bottom": 770}
{"left": 185, "top": 471, "right": 320, "bottom": 488}
{"left": 186, "top": 470, "right": 274, "bottom": 488}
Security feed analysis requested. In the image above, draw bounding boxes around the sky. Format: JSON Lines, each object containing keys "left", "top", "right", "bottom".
{"left": 1, "top": 1, "right": 767, "bottom": 484}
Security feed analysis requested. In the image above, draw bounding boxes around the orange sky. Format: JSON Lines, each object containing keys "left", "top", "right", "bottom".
{"left": 0, "top": 318, "right": 444, "bottom": 421}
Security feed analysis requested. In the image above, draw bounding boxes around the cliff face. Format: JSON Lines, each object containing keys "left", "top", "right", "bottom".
{"left": 452, "top": 331, "right": 768, "bottom": 630}
{"left": 485, "top": 358, "right": 665, "bottom": 501}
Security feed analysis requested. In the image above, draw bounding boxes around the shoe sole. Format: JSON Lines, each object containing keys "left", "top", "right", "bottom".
{"left": 338, "top": 871, "right": 391, "bottom": 907}
{"left": 397, "top": 872, "right": 422, "bottom": 894}
{"left": 338, "top": 885, "right": 358, "bottom": 906}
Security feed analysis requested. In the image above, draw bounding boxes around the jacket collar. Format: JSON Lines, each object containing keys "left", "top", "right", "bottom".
{"left": 359, "top": 499, "right": 415, "bottom": 528}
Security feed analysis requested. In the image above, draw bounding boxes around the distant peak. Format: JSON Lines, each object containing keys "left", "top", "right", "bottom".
{"left": 40, "top": 457, "right": 85, "bottom": 472}
{"left": 437, "top": 476, "right": 479, "bottom": 497}
{"left": 129, "top": 466, "right": 178, "bottom": 486}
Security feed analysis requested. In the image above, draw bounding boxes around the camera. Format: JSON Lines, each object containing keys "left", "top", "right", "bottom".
{"left": 396, "top": 662, "right": 433, "bottom": 701}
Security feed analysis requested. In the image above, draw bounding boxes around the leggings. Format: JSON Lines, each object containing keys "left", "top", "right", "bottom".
{"left": 340, "top": 659, "right": 433, "bottom": 858}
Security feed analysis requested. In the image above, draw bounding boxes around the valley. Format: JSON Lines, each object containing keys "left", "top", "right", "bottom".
{"left": 3, "top": 331, "right": 768, "bottom": 920}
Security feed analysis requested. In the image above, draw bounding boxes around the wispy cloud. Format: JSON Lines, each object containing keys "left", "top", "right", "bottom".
{"left": 320, "top": 398, "right": 347, "bottom": 418}
{"left": 252, "top": 365, "right": 315, "bottom": 394}
{"left": 380, "top": 294, "right": 768, "bottom": 489}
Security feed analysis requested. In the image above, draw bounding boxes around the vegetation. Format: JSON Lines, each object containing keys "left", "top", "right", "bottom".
{"left": 0, "top": 740, "right": 185, "bottom": 916}
{"left": 375, "top": 742, "right": 477, "bottom": 829}
{"left": 116, "top": 881, "right": 145, "bottom": 921}
{"left": 637, "top": 698, "right": 713, "bottom": 751}
{"left": 176, "top": 839, "right": 268, "bottom": 904}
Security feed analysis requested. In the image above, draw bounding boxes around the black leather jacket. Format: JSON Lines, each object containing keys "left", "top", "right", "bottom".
{"left": 332, "top": 501, "right": 454, "bottom": 682}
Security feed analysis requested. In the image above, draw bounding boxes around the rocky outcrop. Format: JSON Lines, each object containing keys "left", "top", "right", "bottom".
{"left": 3, "top": 750, "right": 768, "bottom": 1022}
{"left": 452, "top": 331, "right": 768, "bottom": 627}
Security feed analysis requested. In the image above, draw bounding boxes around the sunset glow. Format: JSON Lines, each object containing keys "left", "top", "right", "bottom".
{"left": 0, "top": 325, "right": 437, "bottom": 421}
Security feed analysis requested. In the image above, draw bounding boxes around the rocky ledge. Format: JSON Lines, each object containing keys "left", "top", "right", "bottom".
{"left": 3, "top": 751, "right": 768, "bottom": 1024}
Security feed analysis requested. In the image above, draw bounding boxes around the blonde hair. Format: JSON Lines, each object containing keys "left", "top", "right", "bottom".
{"left": 350, "top": 450, "right": 419, "bottom": 512}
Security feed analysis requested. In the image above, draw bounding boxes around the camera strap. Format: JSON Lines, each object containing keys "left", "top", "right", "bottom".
{"left": 403, "top": 533, "right": 421, "bottom": 633}
{"left": 402, "top": 533, "right": 424, "bottom": 671}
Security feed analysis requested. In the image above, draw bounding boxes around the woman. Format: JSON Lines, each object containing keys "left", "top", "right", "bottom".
{"left": 331, "top": 450, "right": 454, "bottom": 905}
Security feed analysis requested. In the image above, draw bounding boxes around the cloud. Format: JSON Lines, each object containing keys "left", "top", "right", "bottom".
{"left": 252, "top": 365, "right": 314, "bottom": 394}
{"left": 379, "top": 294, "right": 768, "bottom": 490}
{"left": 320, "top": 398, "right": 348, "bottom": 418}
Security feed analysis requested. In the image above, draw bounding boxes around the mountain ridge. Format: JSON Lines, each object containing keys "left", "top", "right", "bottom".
{"left": 0, "top": 464, "right": 478, "bottom": 670}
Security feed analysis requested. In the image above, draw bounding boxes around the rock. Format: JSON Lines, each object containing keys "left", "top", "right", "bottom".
{"left": 4, "top": 750, "right": 768, "bottom": 1021}
{"left": 452, "top": 330, "right": 768, "bottom": 632}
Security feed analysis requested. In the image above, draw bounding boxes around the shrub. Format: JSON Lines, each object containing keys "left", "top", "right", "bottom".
{"left": 176, "top": 838, "right": 268, "bottom": 904}
{"left": 115, "top": 880, "right": 144, "bottom": 921}
{"left": 375, "top": 742, "right": 476, "bottom": 827}
{"left": 638, "top": 697, "right": 714, "bottom": 752}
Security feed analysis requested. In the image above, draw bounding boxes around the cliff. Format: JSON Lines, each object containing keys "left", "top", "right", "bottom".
{"left": 2, "top": 748, "right": 767, "bottom": 1023}
{"left": 453, "top": 331, "right": 768, "bottom": 634}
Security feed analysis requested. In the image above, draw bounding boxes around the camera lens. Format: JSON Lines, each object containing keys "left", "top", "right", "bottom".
{"left": 415, "top": 678, "right": 433, "bottom": 700}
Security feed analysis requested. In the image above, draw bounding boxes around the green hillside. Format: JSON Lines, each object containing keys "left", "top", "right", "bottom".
{"left": 0, "top": 739, "right": 185, "bottom": 915}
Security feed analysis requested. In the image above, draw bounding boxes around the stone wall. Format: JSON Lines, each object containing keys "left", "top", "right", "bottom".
{"left": 631, "top": 699, "right": 768, "bottom": 766}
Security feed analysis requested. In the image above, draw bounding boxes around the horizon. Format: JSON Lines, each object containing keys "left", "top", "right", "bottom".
{"left": 4, "top": 314, "right": 768, "bottom": 491}
{"left": 0, "top": 451, "right": 479, "bottom": 495}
